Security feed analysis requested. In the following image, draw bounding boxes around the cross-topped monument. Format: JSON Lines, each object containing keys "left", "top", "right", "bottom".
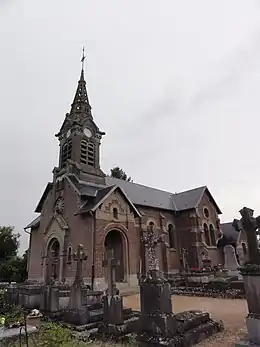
{"left": 233, "top": 207, "right": 260, "bottom": 265}
{"left": 73, "top": 244, "right": 88, "bottom": 284}
{"left": 102, "top": 249, "right": 119, "bottom": 295}
{"left": 142, "top": 223, "right": 164, "bottom": 272}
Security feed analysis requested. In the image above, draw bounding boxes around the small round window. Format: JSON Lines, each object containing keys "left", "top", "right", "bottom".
{"left": 204, "top": 208, "right": 209, "bottom": 218}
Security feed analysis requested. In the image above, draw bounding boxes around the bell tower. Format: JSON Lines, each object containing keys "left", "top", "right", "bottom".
{"left": 55, "top": 49, "right": 106, "bottom": 185}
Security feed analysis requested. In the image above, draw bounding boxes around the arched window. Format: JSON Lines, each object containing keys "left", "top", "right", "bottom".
{"left": 87, "top": 142, "right": 95, "bottom": 166}
{"left": 62, "top": 139, "right": 72, "bottom": 166}
{"left": 168, "top": 224, "right": 175, "bottom": 249}
{"left": 80, "top": 140, "right": 95, "bottom": 166}
{"left": 209, "top": 224, "right": 216, "bottom": 246}
{"left": 67, "top": 246, "right": 72, "bottom": 264}
{"left": 80, "top": 140, "right": 88, "bottom": 164}
{"left": 204, "top": 223, "right": 210, "bottom": 246}
{"left": 113, "top": 207, "right": 118, "bottom": 219}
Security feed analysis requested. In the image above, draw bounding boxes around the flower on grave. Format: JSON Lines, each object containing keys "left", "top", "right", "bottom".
{"left": 29, "top": 309, "right": 41, "bottom": 317}
{"left": 0, "top": 317, "right": 5, "bottom": 326}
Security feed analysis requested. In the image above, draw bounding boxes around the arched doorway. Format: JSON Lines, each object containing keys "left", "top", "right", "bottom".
{"left": 104, "top": 230, "right": 126, "bottom": 282}
{"left": 46, "top": 238, "right": 60, "bottom": 283}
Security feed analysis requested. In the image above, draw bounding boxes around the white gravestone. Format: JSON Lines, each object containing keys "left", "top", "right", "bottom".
{"left": 223, "top": 245, "right": 241, "bottom": 279}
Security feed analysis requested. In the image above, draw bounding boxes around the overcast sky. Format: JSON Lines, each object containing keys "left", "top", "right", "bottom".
{"left": 1, "top": 0, "right": 260, "bottom": 253}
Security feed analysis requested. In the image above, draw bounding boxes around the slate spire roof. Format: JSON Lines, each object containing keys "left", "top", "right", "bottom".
{"left": 70, "top": 65, "right": 92, "bottom": 118}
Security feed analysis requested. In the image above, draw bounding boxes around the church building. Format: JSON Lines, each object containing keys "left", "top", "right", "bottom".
{"left": 25, "top": 62, "right": 225, "bottom": 289}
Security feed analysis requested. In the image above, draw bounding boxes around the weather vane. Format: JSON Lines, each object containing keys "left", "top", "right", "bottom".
{"left": 81, "top": 46, "right": 86, "bottom": 71}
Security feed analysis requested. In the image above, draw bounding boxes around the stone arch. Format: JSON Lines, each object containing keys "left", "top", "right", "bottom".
{"left": 104, "top": 228, "right": 129, "bottom": 283}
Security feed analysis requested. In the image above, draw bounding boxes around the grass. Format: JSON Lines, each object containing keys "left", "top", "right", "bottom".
{"left": 3, "top": 322, "right": 136, "bottom": 347}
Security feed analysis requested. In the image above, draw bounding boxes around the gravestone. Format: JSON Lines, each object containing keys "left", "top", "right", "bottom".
{"left": 138, "top": 223, "right": 223, "bottom": 346}
{"left": 64, "top": 244, "right": 89, "bottom": 325}
{"left": 223, "top": 244, "right": 241, "bottom": 278}
{"left": 40, "top": 285, "right": 59, "bottom": 313}
{"left": 237, "top": 243, "right": 249, "bottom": 266}
{"left": 235, "top": 207, "right": 260, "bottom": 347}
{"left": 138, "top": 223, "right": 178, "bottom": 340}
{"left": 181, "top": 248, "right": 189, "bottom": 273}
{"left": 102, "top": 249, "right": 123, "bottom": 326}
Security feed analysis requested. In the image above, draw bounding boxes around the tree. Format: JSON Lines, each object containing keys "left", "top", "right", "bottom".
{"left": 110, "top": 167, "right": 132, "bottom": 182}
{"left": 0, "top": 226, "right": 19, "bottom": 260}
{"left": 0, "top": 226, "right": 27, "bottom": 283}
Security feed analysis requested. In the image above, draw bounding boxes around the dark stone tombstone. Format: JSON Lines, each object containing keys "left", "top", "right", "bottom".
{"left": 102, "top": 249, "right": 124, "bottom": 326}
{"left": 64, "top": 244, "right": 89, "bottom": 325}
{"left": 235, "top": 207, "right": 260, "bottom": 346}
{"left": 181, "top": 248, "right": 189, "bottom": 273}
{"left": 138, "top": 223, "right": 178, "bottom": 340}
{"left": 138, "top": 224, "right": 223, "bottom": 347}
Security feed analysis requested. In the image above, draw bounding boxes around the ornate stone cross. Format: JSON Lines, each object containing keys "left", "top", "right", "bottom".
{"left": 142, "top": 223, "right": 164, "bottom": 271}
{"left": 102, "top": 249, "right": 119, "bottom": 295}
{"left": 233, "top": 207, "right": 260, "bottom": 265}
{"left": 73, "top": 244, "right": 88, "bottom": 283}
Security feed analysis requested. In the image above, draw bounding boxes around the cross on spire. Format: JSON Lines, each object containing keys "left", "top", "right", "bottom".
{"left": 81, "top": 46, "right": 86, "bottom": 72}
{"left": 69, "top": 47, "right": 92, "bottom": 117}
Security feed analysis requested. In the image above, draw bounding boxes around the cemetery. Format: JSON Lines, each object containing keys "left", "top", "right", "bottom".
{"left": 1, "top": 207, "right": 260, "bottom": 346}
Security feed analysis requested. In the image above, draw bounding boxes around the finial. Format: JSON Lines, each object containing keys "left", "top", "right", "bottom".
{"left": 81, "top": 46, "right": 86, "bottom": 71}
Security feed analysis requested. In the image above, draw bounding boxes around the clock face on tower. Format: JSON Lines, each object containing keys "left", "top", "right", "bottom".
{"left": 84, "top": 128, "right": 92, "bottom": 138}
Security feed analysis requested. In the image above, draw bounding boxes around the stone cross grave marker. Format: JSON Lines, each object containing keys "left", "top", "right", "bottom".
{"left": 73, "top": 244, "right": 88, "bottom": 284}
{"left": 102, "top": 249, "right": 119, "bottom": 295}
{"left": 233, "top": 207, "right": 260, "bottom": 265}
{"left": 142, "top": 223, "right": 164, "bottom": 272}
{"left": 181, "top": 248, "right": 189, "bottom": 272}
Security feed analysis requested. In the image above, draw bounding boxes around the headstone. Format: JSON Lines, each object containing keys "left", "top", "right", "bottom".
{"left": 235, "top": 207, "right": 260, "bottom": 347}
{"left": 40, "top": 285, "right": 59, "bottom": 313}
{"left": 138, "top": 223, "right": 223, "bottom": 346}
{"left": 181, "top": 248, "right": 189, "bottom": 272}
{"left": 64, "top": 244, "right": 89, "bottom": 325}
{"left": 102, "top": 249, "right": 123, "bottom": 326}
{"left": 102, "top": 249, "right": 119, "bottom": 296}
{"left": 237, "top": 243, "right": 249, "bottom": 266}
{"left": 223, "top": 244, "right": 240, "bottom": 278}
{"left": 139, "top": 223, "right": 177, "bottom": 337}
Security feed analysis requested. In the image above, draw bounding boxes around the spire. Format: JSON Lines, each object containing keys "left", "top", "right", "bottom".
{"left": 70, "top": 47, "right": 92, "bottom": 118}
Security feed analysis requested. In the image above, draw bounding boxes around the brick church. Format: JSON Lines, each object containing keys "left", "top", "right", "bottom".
{"left": 25, "top": 62, "right": 226, "bottom": 289}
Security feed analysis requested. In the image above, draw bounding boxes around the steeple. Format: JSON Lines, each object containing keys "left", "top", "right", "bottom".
{"left": 70, "top": 48, "right": 92, "bottom": 119}
{"left": 55, "top": 48, "right": 106, "bottom": 185}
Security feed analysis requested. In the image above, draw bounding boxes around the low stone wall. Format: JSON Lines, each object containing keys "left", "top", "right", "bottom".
{"left": 171, "top": 285, "right": 245, "bottom": 299}
{"left": 169, "top": 275, "right": 245, "bottom": 299}
{"left": 5, "top": 283, "right": 103, "bottom": 312}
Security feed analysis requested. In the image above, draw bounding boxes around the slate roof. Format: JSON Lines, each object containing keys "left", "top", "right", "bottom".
{"left": 24, "top": 215, "right": 41, "bottom": 230}
{"left": 76, "top": 184, "right": 141, "bottom": 217}
{"left": 220, "top": 222, "right": 239, "bottom": 243}
{"left": 76, "top": 186, "right": 115, "bottom": 214}
{"left": 105, "top": 176, "right": 175, "bottom": 211}
{"left": 104, "top": 177, "right": 221, "bottom": 213}
{"left": 29, "top": 174, "right": 222, "bottom": 229}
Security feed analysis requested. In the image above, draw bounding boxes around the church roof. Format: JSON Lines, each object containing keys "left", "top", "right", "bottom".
{"left": 24, "top": 215, "right": 41, "bottom": 230}
{"left": 104, "top": 177, "right": 221, "bottom": 213}
{"left": 75, "top": 184, "right": 141, "bottom": 217}
{"left": 220, "top": 222, "right": 239, "bottom": 243}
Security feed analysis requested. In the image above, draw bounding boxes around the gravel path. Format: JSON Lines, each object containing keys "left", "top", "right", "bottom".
{"left": 124, "top": 294, "right": 248, "bottom": 347}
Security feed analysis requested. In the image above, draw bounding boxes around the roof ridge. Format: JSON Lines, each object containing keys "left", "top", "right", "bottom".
{"left": 173, "top": 185, "right": 207, "bottom": 196}
{"left": 107, "top": 176, "right": 208, "bottom": 197}
{"left": 106, "top": 176, "right": 173, "bottom": 195}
